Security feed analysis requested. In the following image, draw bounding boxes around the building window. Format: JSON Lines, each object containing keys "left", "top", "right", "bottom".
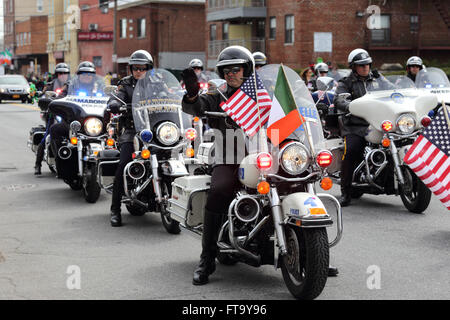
{"left": 137, "top": 18, "right": 146, "bottom": 38}
{"left": 285, "top": 15, "right": 294, "bottom": 44}
{"left": 23, "top": 32, "right": 27, "bottom": 45}
{"left": 37, "top": 0, "right": 43, "bottom": 12}
{"left": 93, "top": 56, "right": 102, "bottom": 67}
{"left": 370, "top": 14, "right": 390, "bottom": 43}
{"left": 222, "top": 22, "right": 229, "bottom": 40}
{"left": 120, "top": 19, "right": 127, "bottom": 38}
{"left": 256, "top": 20, "right": 265, "bottom": 38}
{"left": 9, "top": 0, "right": 12, "bottom": 13}
{"left": 28, "top": 32, "right": 31, "bottom": 44}
{"left": 269, "top": 17, "right": 276, "bottom": 40}
{"left": 210, "top": 24, "right": 217, "bottom": 41}
{"left": 410, "top": 15, "right": 419, "bottom": 32}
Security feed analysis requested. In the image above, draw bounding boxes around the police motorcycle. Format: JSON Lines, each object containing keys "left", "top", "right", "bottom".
{"left": 47, "top": 75, "right": 109, "bottom": 203}
{"left": 165, "top": 64, "right": 343, "bottom": 300}
{"left": 27, "top": 91, "right": 61, "bottom": 174}
{"left": 311, "top": 76, "right": 339, "bottom": 138}
{"left": 101, "top": 69, "right": 194, "bottom": 228}
{"left": 415, "top": 67, "right": 450, "bottom": 115}
{"left": 322, "top": 75, "right": 437, "bottom": 213}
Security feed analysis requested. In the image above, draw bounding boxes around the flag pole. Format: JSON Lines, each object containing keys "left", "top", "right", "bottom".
{"left": 252, "top": 62, "right": 268, "bottom": 153}
{"left": 280, "top": 63, "right": 316, "bottom": 155}
{"left": 442, "top": 100, "right": 450, "bottom": 130}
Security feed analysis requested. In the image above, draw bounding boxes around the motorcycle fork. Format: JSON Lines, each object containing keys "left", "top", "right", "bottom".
{"left": 151, "top": 154, "right": 163, "bottom": 203}
{"left": 269, "top": 187, "right": 288, "bottom": 256}
{"left": 388, "top": 137, "right": 405, "bottom": 186}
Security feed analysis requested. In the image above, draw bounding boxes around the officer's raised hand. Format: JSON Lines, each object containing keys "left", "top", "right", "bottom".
{"left": 181, "top": 67, "right": 200, "bottom": 98}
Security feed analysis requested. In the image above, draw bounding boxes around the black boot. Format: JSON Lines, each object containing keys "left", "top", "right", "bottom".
{"left": 34, "top": 166, "right": 41, "bottom": 175}
{"left": 338, "top": 188, "right": 351, "bottom": 207}
{"left": 193, "top": 211, "right": 223, "bottom": 285}
{"left": 328, "top": 265, "right": 339, "bottom": 277}
{"left": 110, "top": 211, "right": 122, "bottom": 227}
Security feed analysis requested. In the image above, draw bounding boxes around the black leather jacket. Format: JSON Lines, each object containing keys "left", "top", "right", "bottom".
{"left": 108, "top": 75, "right": 137, "bottom": 143}
{"left": 182, "top": 86, "right": 247, "bottom": 164}
{"left": 334, "top": 70, "right": 390, "bottom": 137}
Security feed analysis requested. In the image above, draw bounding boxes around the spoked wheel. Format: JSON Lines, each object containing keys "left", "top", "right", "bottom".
{"left": 160, "top": 179, "right": 180, "bottom": 234}
{"left": 399, "top": 166, "right": 431, "bottom": 213}
{"left": 280, "top": 226, "right": 329, "bottom": 300}
{"left": 83, "top": 165, "right": 101, "bottom": 203}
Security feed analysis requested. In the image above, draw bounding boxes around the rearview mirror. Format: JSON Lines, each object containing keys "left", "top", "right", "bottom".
{"left": 207, "top": 79, "right": 227, "bottom": 94}
{"left": 45, "top": 91, "right": 57, "bottom": 99}
{"left": 104, "top": 85, "right": 118, "bottom": 96}
{"left": 316, "top": 76, "right": 335, "bottom": 91}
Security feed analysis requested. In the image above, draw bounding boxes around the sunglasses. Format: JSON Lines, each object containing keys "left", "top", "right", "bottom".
{"left": 223, "top": 66, "right": 242, "bottom": 75}
{"left": 79, "top": 72, "right": 94, "bottom": 76}
{"left": 132, "top": 66, "right": 148, "bottom": 72}
{"left": 192, "top": 67, "right": 202, "bottom": 70}
{"left": 409, "top": 65, "right": 421, "bottom": 68}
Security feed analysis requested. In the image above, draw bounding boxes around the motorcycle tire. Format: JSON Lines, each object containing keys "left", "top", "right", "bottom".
{"left": 281, "top": 226, "right": 329, "bottom": 300}
{"left": 160, "top": 179, "right": 181, "bottom": 234}
{"left": 399, "top": 166, "right": 431, "bottom": 214}
{"left": 68, "top": 178, "right": 83, "bottom": 191}
{"left": 83, "top": 166, "right": 101, "bottom": 203}
{"left": 126, "top": 204, "right": 146, "bottom": 216}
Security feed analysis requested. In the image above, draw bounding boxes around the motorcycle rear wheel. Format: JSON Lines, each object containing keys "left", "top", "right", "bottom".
{"left": 281, "top": 226, "right": 329, "bottom": 300}
{"left": 399, "top": 166, "right": 431, "bottom": 214}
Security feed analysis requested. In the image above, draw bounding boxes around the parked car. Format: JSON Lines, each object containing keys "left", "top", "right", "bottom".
{"left": 0, "top": 75, "right": 32, "bottom": 103}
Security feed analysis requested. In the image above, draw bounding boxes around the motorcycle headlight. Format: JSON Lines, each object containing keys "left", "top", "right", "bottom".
{"left": 279, "top": 142, "right": 310, "bottom": 175}
{"left": 156, "top": 122, "right": 179, "bottom": 145}
{"left": 396, "top": 114, "right": 416, "bottom": 134}
{"left": 84, "top": 117, "right": 103, "bottom": 136}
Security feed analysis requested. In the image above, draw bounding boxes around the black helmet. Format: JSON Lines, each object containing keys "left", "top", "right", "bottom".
{"left": 55, "top": 63, "right": 70, "bottom": 74}
{"left": 252, "top": 51, "right": 267, "bottom": 67}
{"left": 77, "top": 61, "right": 96, "bottom": 74}
{"left": 129, "top": 50, "right": 153, "bottom": 70}
{"left": 216, "top": 45, "right": 254, "bottom": 79}
{"left": 348, "top": 48, "right": 372, "bottom": 67}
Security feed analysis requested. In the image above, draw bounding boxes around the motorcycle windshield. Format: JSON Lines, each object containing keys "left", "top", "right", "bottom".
{"left": 415, "top": 67, "right": 450, "bottom": 89}
{"left": 66, "top": 74, "right": 106, "bottom": 97}
{"left": 366, "top": 75, "right": 413, "bottom": 93}
{"left": 258, "top": 64, "right": 325, "bottom": 148}
{"left": 198, "top": 71, "right": 220, "bottom": 91}
{"left": 132, "top": 68, "right": 190, "bottom": 133}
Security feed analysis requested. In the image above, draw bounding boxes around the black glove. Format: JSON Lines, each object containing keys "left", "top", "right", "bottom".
{"left": 181, "top": 67, "right": 200, "bottom": 97}
{"left": 317, "top": 102, "right": 328, "bottom": 112}
{"left": 107, "top": 100, "right": 122, "bottom": 113}
{"left": 372, "top": 69, "right": 380, "bottom": 78}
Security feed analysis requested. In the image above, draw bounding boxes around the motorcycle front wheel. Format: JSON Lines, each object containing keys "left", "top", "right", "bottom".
{"left": 160, "top": 179, "right": 181, "bottom": 234}
{"left": 280, "top": 226, "right": 329, "bottom": 300}
{"left": 399, "top": 166, "right": 431, "bottom": 214}
{"left": 83, "top": 165, "right": 101, "bottom": 203}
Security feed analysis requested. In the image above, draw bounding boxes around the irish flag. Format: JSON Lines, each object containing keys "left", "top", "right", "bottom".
{"left": 267, "top": 65, "right": 305, "bottom": 147}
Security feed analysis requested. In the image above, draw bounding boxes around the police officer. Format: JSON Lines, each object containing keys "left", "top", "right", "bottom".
{"left": 405, "top": 56, "right": 424, "bottom": 82}
{"left": 34, "top": 63, "right": 70, "bottom": 175}
{"left": 108, "top": 50, "right": 153, "bottom": 227}
{"left": 181, "top": 45, "right": 254, "bottom": 285}
{"left": 253, "top": 51, "right": 267, "bottom": 70}
{"left": 334, "top": 48, "right": 391, "bottom": 207}
{"left": 310, "top": 62, "right": 330, "bottom": 91}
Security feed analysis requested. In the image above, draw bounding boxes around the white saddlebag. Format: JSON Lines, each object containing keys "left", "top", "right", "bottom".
{"left": 168, "top": 175, "right": 211, "bottom": 227}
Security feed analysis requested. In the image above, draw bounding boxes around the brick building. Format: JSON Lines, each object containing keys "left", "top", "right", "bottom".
{"left": 206, "top": 0, "right": 450, "bottom": 71}
{"left": 15, "top": 16, "right": 49, "bottom": 76}
{"left": 114, "top": 0, "right": 205, "bottom": 77}
{"left": 3, "top": 0, "right": 15, "bottom": 72}
{"left": 78, "top": 0, "right": 114, "bottom": 76}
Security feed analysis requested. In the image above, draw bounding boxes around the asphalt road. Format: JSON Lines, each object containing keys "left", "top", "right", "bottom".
{"left": 0, "top": 102, "right": 448, "bottom": 300}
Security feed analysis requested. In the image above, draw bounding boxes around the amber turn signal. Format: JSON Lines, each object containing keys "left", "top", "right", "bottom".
{"left": 320, "top": 177, "right": 333, "bottom": 190}
{"left": 382, "top": 138, "right": 390, "bottom": 147}
{"left": 70, "top": 137, "right": 78, "bottom": 145}
{"left": 141, "top": 149, "right": 151, "bottom": 159}
{"left": 257, "top": 181, "right": 270, "bottom": 194}
{"left": 186, "top": 147, "right": 195, "bottom": 158}
{"left": 107, "top": 138, "right": 115, "bottom": 146}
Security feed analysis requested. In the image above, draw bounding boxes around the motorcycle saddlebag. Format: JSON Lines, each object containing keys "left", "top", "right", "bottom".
{"left": 169, "top": 175, "right": 211, "bottom": 227}
{"left": 29, "top": 125, "right": 46, "bottom": 145}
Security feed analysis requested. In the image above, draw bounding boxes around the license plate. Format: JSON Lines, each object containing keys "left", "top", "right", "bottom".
{"left": 12, "top": 95, "right": 20, "bottom": 99}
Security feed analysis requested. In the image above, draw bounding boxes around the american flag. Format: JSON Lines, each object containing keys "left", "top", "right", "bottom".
{"left": 404, "top": 107, "right": 450, "bottom": 210}
{"left": 220, "top": 72, "right": 271, "bottom": 136}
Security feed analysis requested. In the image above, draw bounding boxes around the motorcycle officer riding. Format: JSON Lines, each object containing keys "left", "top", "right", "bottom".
{"left": 108, "top": 50, "right": 153, "bottom": 227}
{"left": 34, "top": 63, "right": 70, "bottom": 175}
{"left": 405, "top": 56, "right": 424, "bottom": 82}
{"left": 253, "top": 51, "right": 267, "bottom": 71}
{"left": 333, "top": 48, "right": 392, "bottom": 207}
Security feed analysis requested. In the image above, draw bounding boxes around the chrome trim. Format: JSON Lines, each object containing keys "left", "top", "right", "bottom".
{"left": 266, "top": 171, "right": 321, "bottom": 182}
{"left": 279, "top": 141, "right": 311, "bottom": 176}
{"left": 316, "top": 193, "right": 343, "bottom": 247}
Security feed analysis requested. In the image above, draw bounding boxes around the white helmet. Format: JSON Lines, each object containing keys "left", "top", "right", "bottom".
{"left": 406, "top": 56, "right": 423, "bottom": 69}
{"left": 314, "top": 62, "right": 329, "bottom": 74}
{"left": 252, "top": 51, "right": 267, "bottom": 66}
{"left": 348, "top": 48, "right": 372, "bottom": 67}
{"left": 189, "top": 58, "right": 204, "bottom": 70}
